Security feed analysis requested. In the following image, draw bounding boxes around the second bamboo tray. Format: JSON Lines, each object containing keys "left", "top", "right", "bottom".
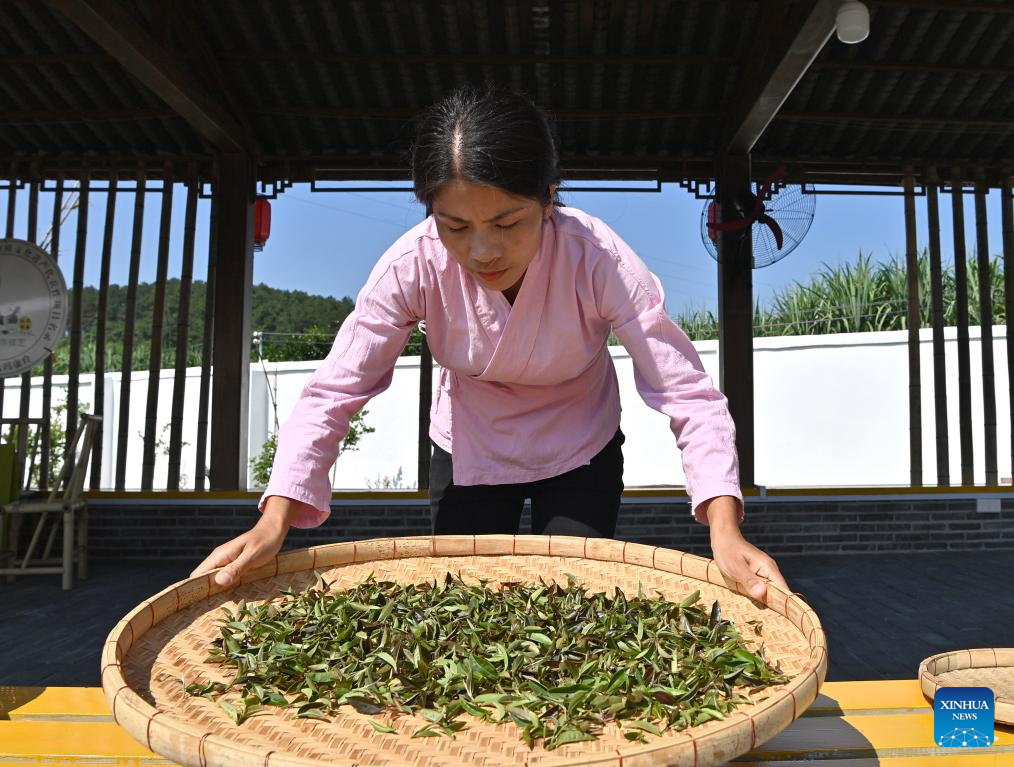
{"left": 101, "top": 535, "right": 828, "bottom": 767}
{"left": 919, "top": 648, "right": 1014, "bottom": 725}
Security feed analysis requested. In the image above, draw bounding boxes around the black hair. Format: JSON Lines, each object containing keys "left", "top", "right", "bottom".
{"left": 410, "top": 83, "right": 561, "bottom": 209}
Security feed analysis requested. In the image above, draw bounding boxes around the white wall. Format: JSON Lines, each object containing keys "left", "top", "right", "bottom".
{"left": 3, "top": 326, "right": 1009, "bottom": 490}
{"left": 748, "top": 327, "right": 1010, "bottom": 487}
{"left": 249, "top": 356, "right": 426, "bottom": 490}
{"left": 605, "top": 327, "right": 1009, "bottom": 489}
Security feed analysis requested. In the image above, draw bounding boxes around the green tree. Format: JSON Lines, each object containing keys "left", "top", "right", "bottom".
{"left": 249, "top": 411, "right": 375, "bottom": 488}
{"left": 38, "top": 281, "right": 363, "bottom": 374}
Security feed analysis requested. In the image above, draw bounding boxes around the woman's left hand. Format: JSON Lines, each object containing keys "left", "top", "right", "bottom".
{"left": 700, "top": 496, "right": 789, "bottom": 602}
{"left": 710, "top": 529, "right": 789, "bottom": 602}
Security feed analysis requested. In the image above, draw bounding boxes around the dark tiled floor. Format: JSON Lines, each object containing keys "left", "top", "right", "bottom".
{"left": 1, "top": 551, "right": 1011, "bottom": 686}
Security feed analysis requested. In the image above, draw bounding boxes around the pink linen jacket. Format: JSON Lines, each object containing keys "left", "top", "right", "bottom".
{"left": 261, "top": 206, "right": 743, "bottom": 528}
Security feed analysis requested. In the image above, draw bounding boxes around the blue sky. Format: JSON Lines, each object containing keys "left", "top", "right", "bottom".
{"left": 3, "top": 179, "right": 1007, "bottom": 319}
{"left": 252, "top": 181, "right": 1009, "bottom": 316}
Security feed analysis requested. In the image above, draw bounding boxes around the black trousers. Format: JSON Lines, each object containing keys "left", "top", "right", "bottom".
{"left": 429, "top": 429, "right": 625, "bottom": 538}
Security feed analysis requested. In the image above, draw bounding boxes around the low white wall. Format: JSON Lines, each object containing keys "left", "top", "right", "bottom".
{"left": 748, "top": 326, "right": 1009, "bottom": 487}
{"left": 3, "top": 326, "right": 1009, "bottom": 490}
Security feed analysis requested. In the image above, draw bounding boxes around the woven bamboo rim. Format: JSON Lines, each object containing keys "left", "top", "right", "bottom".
{"left": 919, "top": 648, "right": 1014, "bottom": 725}
{"left": 102, "top": 535, "right": 828, "bottom": 767}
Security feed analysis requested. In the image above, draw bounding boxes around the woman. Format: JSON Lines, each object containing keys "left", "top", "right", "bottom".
{"left": 192, "top": 85, "right": 789, "bottom": 601}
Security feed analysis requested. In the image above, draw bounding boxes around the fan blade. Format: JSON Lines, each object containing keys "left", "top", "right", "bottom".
{"left": 758, "top": 214, "right": 784, "bottom": 250}
{"left": 707, "top": 216, "right": 754, "bottom": 233}
{"left": 706, "top": 201, "right": 720, "bottom": 244}
{"left": 755, "top": 164, "right": 788, "bottom": 215}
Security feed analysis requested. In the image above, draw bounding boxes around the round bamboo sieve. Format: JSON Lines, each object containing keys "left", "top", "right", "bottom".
{"left": 919, "top": 648, "right": 1014, "bottom": 725}
{"left": 101, "top": 535, "right": 828, "bottom": 767}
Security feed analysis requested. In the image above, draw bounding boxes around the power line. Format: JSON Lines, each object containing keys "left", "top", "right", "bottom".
{"left": 284, "top": 194, "right": 413, "bottom": 231}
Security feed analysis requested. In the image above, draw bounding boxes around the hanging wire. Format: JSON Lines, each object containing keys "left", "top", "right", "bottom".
{"left": 253, "top": 331, "right": 280, "bottom": 432}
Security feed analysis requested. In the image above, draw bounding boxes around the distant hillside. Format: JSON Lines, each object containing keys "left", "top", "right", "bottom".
{"left": 44, "top": 249, "right": 1003, "bottom": 375}
{"left": 73, "top": 280, "right": 355, "bottom": 345}
{"left": 47, "top": 281, "right": 358, "bottom": 374}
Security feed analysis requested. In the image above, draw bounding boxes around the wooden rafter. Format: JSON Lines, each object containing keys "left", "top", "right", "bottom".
{"left": 777, "top": 111, "right": 1014, "bottom": 129}
{"left": 722, "top": 0, "right": 838, "bottom": 154}
{"left": 44, "top": 0, "right": 251, "bottom": 153}
{"left": 870, "top": 0, "right": 1014, "bottom": 14}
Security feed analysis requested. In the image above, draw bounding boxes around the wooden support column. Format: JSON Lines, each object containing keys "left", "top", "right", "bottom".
{"left": 925, "top": 168, "right": 949, "bottom": 485}
{"left": 1003, "top": 174, "right": 1014, "bottom": 483}
{"left": 41, "top": 178, "right": 64, "bottom": 490}
{"left": 67, "top": 176, "right": 89, "bottom": 455}
{"left": 90, "top": 173, "right": 116, "bottom": 489}
{"left": 716, "top": 153, "right": 755, "bottom": 488}
{"left": 418, "top": 332, "right": 432, "bottom": 491}
{"left": 115, "top": 172, "right": 145, "bottom": 490}
{"left": 418, "top": 206, "right": 433, "bottom": 491}
{"left": 209, "top": 154, "right": 255, "bottom": 490}
{"left": 974, "top": 173, "right": 997, "bottom": 484}
{"left": 950, "top": 167, "right": 974, "bottom": 485}
{"left": 141, "top": 165, "right": 173, "bottom": 491}
{"left": 0, "top": 172, "right": 13, "bottom": 417}
{"left": 903, "top": 172, "right": 922, "bottom": 485}
{"left": 167, "top": 166, "right": 199, "bottom": 491}
{"left": 195, "top": 184, "right": 219, "bottom": 490}
{"left": 18, "top": 180, "right": 39, "bottom": 490}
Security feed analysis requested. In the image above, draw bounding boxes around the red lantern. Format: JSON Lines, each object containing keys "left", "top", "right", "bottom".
{"left": 254, "top": 197, "right": 271, "bottom": 251}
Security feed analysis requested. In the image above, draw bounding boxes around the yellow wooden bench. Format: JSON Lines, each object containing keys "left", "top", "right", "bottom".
{"left": 2, "top": 680, "right": 1011, "bottom": 765}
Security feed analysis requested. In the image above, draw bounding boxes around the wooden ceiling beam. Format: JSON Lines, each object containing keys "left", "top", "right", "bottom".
{"left": 811, "top": 60, "right": 1013, "bottom": 78}
{"left": 776, "top": 111, "right": 1013, "bottom": 129}
{"left": 5, "top": 53, "right": 1010, "bottom": 80}
{"left": 247, "top": 107, "right": 723, "bottom": 121}
{"left": 8, "top": 106, "right": 1008, "bottom": 131}
{"left": 213, "top": 52, "right": 738, "bottom": 66}
{"left": 870, "top": 0, "right": 1014, "bottom": 14}
{"left": 172, "top": 6, "right": 264, "bottom": 156}
{"left": 0, "top": 51, "right": 738, "bottom": 67}
{"left": 3, "top": 108, "right": 175, "bottom": 123}
{"left": 722, "top": 0, "right": 838, "bottom": 154}
{"left": 45, "top": 0, "right": 251, "bottom": 153}
{"left": 3, "top": 152, "right": 1010, "bottom": 185}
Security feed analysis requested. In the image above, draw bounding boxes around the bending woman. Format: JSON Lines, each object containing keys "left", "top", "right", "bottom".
{"left": 192, "top": 84, "right": 789, "bottom": 602}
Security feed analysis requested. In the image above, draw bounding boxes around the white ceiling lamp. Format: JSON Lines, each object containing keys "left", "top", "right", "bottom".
{"left": 836, "top": 1, "right": 870, "bottom": 44}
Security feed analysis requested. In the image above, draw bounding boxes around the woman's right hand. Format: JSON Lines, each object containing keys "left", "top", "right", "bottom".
{"left": 190, "top": 496, "right": 298, "bottom": 586}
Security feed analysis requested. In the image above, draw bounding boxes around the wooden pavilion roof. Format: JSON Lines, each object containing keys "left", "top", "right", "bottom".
{"left": 2, "top": 0, "right": 1012, "bottom": 185}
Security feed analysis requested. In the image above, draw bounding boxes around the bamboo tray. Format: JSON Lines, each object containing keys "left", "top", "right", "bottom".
{"left": 101, "top": 535, "right": 828, "bottom": 767}
{"left": 919, "top": 648, "right": 1014, "bottom": 725}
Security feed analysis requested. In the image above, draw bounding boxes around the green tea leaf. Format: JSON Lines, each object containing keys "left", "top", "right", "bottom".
{"left": 553, "top": 728, "right": 597, "bottom": 746}
{"left": 186, "top": 571, "right": 788, "bottom": 751}
{"left": 217, "top": 700, "right": 239, "bottom": 724}
{"left": 625, "top": 719, "right": 662, "bottom": 735}
{"left": 296, "top": 708, "right": 329, "bottom": 721}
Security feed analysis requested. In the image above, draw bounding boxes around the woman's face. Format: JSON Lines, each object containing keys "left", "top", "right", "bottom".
{"left": 431, "top": 179, "right": 555, "bottom": 297}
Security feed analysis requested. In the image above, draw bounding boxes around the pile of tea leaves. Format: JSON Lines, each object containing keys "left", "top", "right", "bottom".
{"left": 183, "top": 572, "right": 788, "bottom": 750}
